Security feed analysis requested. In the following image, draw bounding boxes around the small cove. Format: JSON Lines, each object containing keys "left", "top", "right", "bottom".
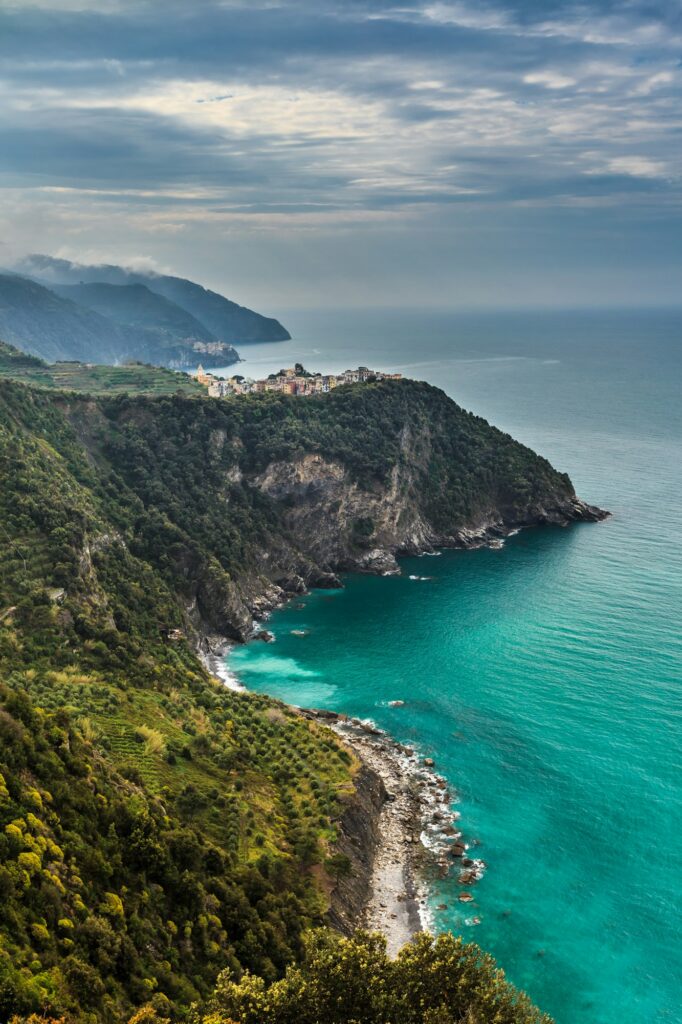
{"left": 226, "top": 309, "right": 682, "bottom": 1024}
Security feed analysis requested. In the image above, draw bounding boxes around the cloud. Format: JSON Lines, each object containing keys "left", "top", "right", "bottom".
{"left": 633, "top": 70, "right": 675, "bottom": 95}
{"left": 523, "top": 70, "right": 576, "bottom": 89}
{"left": 604, "top": 156, "right": 670, "bottom": 179}
{"left": 0, "top": 0, "right": 680, "bottom": 307}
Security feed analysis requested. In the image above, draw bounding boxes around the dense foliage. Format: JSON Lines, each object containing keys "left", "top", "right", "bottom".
{"left": 0, "top": 682, "right": 354, "bottom": 1023}
{"left": 0, "top": 375, "right": 559, "bottom": 1023}
{"left": 0, "top": 381, "right": 357, "bottom": 1021}
{"left": 89, "top": 378, "right": 575, "bottom": 572}
{"left": 194, "top": 931, "right": 552, "bottom": 1024}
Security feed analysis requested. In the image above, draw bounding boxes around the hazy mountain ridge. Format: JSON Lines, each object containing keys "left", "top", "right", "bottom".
{"left": 52, "top": 282, "right": 217, "bottom": 343}
{"left": 0, "top": 270, "right": 241, "bottom": 369}
{"left": 17, "top": 253, "right": 291, "bottom": 347}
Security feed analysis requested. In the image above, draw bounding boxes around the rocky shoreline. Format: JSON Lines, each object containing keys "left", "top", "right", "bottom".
{"left": 189, "top": 494, "right": 609, "bottom": 645}
{"left": 196, "top": 512, "right": 608, "bottom": 953}
{"left": 302, "top": 709, "right": 479, "bottom": 955}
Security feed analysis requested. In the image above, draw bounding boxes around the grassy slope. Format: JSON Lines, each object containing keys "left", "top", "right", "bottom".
{"left": 0, "top": 379, "right": 358, "bottom": 1022}
{"left": 0, "top": 375, "right": 562, "bottom": 1024}
{"left": 0, "top": 341, "right": 204, "bottom": 396}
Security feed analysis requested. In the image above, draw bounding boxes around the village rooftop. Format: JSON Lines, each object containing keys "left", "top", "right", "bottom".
{"left": 194, "top": 363, "right": 402, "bottom": 398}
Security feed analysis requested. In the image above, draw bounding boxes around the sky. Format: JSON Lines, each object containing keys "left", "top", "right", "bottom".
{"left": 1, "top": 0, "right": 681, "bottom": 311}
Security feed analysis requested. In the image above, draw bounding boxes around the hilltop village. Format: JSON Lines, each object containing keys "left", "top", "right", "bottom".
{"left": 194, "top": 362, "right": 402, "bottom": 397}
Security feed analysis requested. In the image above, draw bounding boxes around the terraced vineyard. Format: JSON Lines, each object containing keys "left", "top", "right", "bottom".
{"left": 0, "top": 339, "right": 203, "bottom": 395}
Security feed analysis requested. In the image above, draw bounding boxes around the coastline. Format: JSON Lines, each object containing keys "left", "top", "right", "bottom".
{"left": 201, "top": 646, "right": 432, "bottom": 952}
{"left": 196, "top": 516, "right": 606, "bottom": 954}
{"left": 198, "top": 637, "right": 245, "bottom": 691}
{"left": 200, "top": 629, "right": 462, "bottom": 953}
{"left": 303, "top": 710, "right": 478, "bottom": 956}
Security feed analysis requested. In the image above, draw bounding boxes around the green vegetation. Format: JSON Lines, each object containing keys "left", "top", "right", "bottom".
{"left": 195, "top": 930, "right": 552, "bottom": 1024}
{"left": 0, "top": 372, "right": 559, "bottom": 1022}
{"left": 90, "top": 378, "right": 574, "bottom": 562}
{"left": 14, "top": 254, "right": 290, "bottom": 353}
{"left": 0, "top": 377, "right": 358, "bottom": 1021}
{"left": 0, "top": 343, "right": 203, "bottom": 396}
{"left": 0, "top": 681, "right": 355, "bottom": 1023}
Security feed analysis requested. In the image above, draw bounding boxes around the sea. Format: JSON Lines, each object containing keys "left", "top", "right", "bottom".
{"left": 216, "top": 308, "right": 682, "bottom": 1024}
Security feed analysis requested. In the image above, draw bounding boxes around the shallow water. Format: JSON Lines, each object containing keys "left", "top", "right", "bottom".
{"left": 226, "top": 309, "right": 682, "bottom": 1024}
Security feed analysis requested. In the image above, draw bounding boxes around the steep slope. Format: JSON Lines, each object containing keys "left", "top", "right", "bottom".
{"left": 0, "top": 272, "right": 131, "bottom": 364}
{"left": 2, "top": 376, "right": 605, "bottom": 647}
{"left": 0, "top": 273, "right": 239, "bottom": 370}
{"left": 0, "top": 375, "right": 600, "bottom": 1023}
{"left": 133, "top": 273, "right": 291, "bottom": 345}
{"left": 53, "top": 282, "right": 216, "bottom": 342}
{"left": 0, "top": 380, "right": 360, "bottom": 1022}
{"left": 17, "top": 254, "right": 291, "bottom": 345}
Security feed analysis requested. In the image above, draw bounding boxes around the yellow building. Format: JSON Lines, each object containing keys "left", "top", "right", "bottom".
{"left": 195, "top": 364, "right": 214, "bottom": 386}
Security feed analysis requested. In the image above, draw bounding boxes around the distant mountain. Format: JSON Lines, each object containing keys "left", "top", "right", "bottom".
{"left": 0, "top": 272, "right": 133, "bottom": 364}
{"left": 17, "top": 253, "right": 292, "bottom": 345}
{"left": 0, "top": 272, "right": 240, "bottom": 368}
{"left": 133, "top": 273, "right": 292, "bottom": 344}
{"left": 53, "top": 281, "right": 216, "bottom": 343}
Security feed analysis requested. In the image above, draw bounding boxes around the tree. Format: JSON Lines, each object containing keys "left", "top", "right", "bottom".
{"left": 324, "top": 852, "right": 352, "bottom": 883}
{"left": 196, "top": 930, "right": 553, "bottom": 1024}
{"left": 127, "top": 1005, "right": 171, "bottom": 1024}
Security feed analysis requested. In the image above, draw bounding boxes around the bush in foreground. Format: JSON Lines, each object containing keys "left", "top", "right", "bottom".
{"left": 194, "top": 930, "right": 552, "bottom": 1024}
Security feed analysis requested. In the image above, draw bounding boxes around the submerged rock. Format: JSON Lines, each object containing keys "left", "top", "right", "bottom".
{"left": 254, "top": 629, "right": 275, "bottom": 643}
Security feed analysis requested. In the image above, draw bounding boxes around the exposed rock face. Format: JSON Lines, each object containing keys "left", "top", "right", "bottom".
{"left": 183, "top": 448, "right": 606, "bottom": 645}
{"left": 181, "top": 449, "right": 607, "bottom": 645}
{"left": 52, "top": 379, "right": 608, "bottom": 646}
{"left": 326, "top": 764, "right": 387, "bottom": 936}
{"left": 255, "top": 455, "right": 418, "bottom": 571}
{"left": 253, "top": 450, "right": 606, "bottom": 577}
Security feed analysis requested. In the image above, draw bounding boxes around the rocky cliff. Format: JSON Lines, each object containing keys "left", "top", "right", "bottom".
{"left": 1, "top": 376, "right": 606, "bottom": 652}
{"left": 253, "top": 446, "right": 604, "bottom": 578}
{"left": 0, "top": 373, "right": 582, "bottom": 1023}
{"left": 324, "top": 761, "right": 387, "bottom": 935}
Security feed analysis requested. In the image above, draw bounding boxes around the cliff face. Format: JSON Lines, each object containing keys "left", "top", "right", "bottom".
{"left": 253, "top": 445, "right": 604, "bottom": 579}
{"left": 0, "top": 377, "right": 606, "bottom": 649}
{"left": 177, "top": 394, "right": 607, "bottom": 641}
{"left": 0, "top": 375, "right": 607, "bottom": 1022}
{"left": 325, "top": 763, "right": 387, "bottom": 936}
{"left": 0, "top": 375, "right": 585, "bottom": 1022}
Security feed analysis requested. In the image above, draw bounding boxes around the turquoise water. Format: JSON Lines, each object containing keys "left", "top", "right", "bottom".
{"left": 225, "top": 310, "right": 682, "bottom": 1024}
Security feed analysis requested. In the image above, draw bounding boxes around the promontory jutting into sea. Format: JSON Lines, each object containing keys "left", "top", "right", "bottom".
{"left": 2, "top": 1, "right": 680, "bottom": 1023}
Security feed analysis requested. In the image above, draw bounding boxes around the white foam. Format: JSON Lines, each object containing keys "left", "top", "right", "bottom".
{"left": 214, "top": 659, "right": 246, "bottom": 693}
{"left": 418, "top": 893, "right": 435, "bottom": 934}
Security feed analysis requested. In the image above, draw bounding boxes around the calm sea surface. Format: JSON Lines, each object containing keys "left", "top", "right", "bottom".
{"left": 222, "top": 309, "right": 682, "bottom": 1024}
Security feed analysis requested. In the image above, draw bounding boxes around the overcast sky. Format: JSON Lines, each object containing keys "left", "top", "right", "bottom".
{"left": 1, "top": 0, "right": 680, "bottom": 310}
